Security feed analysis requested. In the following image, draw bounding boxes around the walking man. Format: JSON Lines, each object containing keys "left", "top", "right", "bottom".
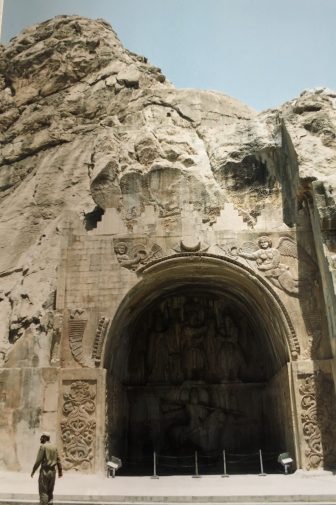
{"left": 31, "top": 432, "right": 62, "bottom": 505}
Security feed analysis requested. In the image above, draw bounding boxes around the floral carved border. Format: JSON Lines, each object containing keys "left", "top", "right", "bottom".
{"left": 299, "top": 370, "right": 336, "bottom": 470}
{"left": 299, "top": 372, "right": 322, "bottom": 469}
{"left": 60, "top": 380, "right": 96, "bottom": 471}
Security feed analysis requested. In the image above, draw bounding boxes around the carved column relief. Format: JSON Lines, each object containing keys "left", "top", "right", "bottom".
{"left": 61, "top": 380, "right": 96, "bottom": 471}
{"left": 298, "top": 370, "right": 336, "bottom": 470}
{"left": 299, "top": 372, "right": 322, "bottom": 469}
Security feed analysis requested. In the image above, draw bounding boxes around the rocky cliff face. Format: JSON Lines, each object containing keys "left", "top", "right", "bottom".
{"left": 0, "top": 15, "right": 335, "bottom": 366}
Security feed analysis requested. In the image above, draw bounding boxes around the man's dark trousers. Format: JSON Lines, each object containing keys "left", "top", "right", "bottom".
{"left": 38, "top": 467, "right": 56, "bottom": 505}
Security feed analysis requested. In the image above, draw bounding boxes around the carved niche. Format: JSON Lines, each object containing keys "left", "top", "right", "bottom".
{"left": 60, "top": 380, "right": 96, "bottom": 471}
{"left": 298, "top": 371, "right": 336, "bottom": 470}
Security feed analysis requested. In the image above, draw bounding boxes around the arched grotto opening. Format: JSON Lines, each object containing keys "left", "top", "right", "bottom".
{"left": 104, "top": 257, "right": 296, "bottom": 474}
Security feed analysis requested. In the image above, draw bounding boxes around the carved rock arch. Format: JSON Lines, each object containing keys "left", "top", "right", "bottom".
{"left": 103, "top": 254, "right": 299, "bottom": 469}
{"left": 104, "top": 253, "right": 299, "bottom": 372}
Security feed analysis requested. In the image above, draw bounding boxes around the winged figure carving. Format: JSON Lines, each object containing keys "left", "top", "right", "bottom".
{"left": 234, "top": 236, "right": 314, "bottom": 295}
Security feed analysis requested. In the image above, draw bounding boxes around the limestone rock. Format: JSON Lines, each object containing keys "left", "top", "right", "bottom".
{"left": 0, "top": 14, "right": 335, "bottom": 369}
{"left": 277, "top": 88, "right": 336, "bottom": 183}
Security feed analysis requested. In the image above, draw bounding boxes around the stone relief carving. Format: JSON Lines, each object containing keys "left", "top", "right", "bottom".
{"left": 160, "top": 216, "right": 179, "bottom": 233}
{"left": 153, "top": 179, "right": 181, "bottom": 218}
{"left": 215, "top": 314, "right": 245, "bottom": 381}
{"left": 299, "top": 371, "right": 336, "bottom": 470}
{"left": 124, "top": 382, "right": 262, "bottom": 459}
{"left": 232, "top": 236, "right": 300, "bottom": 295}
{"left": 299, "top": 373, "right": 322, "bottom": 469}
{"left": 222, "top": 235, "right": 316, "bottom": 297}
{"left": 124, "top": 206, "right": 141, "bottom": 232}
{"left": 70, "top": 309, "right": 86, "bottom": 318}
{"left": 114, "top": 239, "right": 163, "bottom": 271}
{"left": 173, "top": 238, "right": 209, "bottom": 253}
{"left": 68, "top": 309, "right": 90, "bottom": 367}
{"left": 160, "top": 387, "right": 244, "bottom": 453}
{"left": 178, "top": 301, "right": 208, "bottom": 382}
{"left": 61, "top": 380, "right": 96, "bottom": 471}
{"left": 128, "top": 295, "right": 258, "bottom": 386}
{"left": 91, "top": 316, "right": 110, "bottom": 366}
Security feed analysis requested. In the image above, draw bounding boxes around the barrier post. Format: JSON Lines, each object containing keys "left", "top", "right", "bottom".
{"left": 258, "top": 449, "right": 266, "bottom": 476}
{"left": 221, "top": 449, "right": 229, "bottom": 478}
{"left": 151, "top": 451, "right": 159, "bottom": 479}
{"left": 192, "top": 451, "right": 201, "bottom": 478}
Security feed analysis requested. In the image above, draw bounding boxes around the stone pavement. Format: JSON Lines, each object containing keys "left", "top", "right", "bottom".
{"left": 1, "top": 471, "right": 336, "bottom": 504}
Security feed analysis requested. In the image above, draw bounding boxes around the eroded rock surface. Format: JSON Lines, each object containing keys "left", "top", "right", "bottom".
{"left": 0, "top": 15, "right": 335, "bottom": 367}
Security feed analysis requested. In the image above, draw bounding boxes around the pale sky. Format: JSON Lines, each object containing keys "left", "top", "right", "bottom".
{"left": 2, "top": 0, "right": 336, "bottom": 111}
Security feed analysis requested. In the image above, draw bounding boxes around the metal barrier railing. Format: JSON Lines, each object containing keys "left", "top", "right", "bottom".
{"left": 117, "top": 449, "right": 282, "bottom": 477}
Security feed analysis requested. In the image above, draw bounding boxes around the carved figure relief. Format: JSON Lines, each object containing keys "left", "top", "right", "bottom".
{"left": 68, "top": 309, "right": 90, "bottom": 367}
{"left": 125, "top": 382, "right": 261, "bottom": 458}
{"left": 125, "top": 205, "right": 141, "bottom": 226}
{"left": 156, "top": 179, "right": 181, "bottom": 218}
{"left": 233, "top": 236, "right": 299, "bottom": 295}
{"left": 128, "top": 295, "right": 257, "bottom": 386}
{"left": 147, "top": 309, "right": 176, "bottom": 383}
{"left": 146, "top": 169, "right": 182, "bottom": 218}
{"left": 180, "top": 302, "right": 208, "bottom": 381}
{"left": 119, "top": 293, "right": 295, "bottom": 462}
{"left": 114, "top": 239, "right": 163, "bottom": 271}
{"left": 61, "top": 380, "right": 96, "bottom": 471}
{"left": 161, "top": 387, "right": 244, "bottom": 453}
{"left": 215, "top": 314, "right": 245, "bottom": 381}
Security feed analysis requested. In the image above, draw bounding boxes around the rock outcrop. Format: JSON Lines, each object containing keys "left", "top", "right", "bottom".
{"left": 0, "top": 15, "right": 335, "bottom": 367}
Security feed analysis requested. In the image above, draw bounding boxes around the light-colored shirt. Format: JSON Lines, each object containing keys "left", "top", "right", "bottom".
{"left": 32, "top": 442, "right": 62, "bottom": 474}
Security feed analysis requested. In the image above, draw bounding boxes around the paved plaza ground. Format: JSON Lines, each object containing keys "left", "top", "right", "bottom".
{"left": 1, "top": 470, "right": 336, "bottom": 503}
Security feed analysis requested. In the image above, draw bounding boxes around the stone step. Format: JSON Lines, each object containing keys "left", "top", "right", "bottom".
{"left": 1, "top": 497, "right": 336, "bottom": 505}
{"left": 0, "top": 499, "right": 336, "bottom": 505}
